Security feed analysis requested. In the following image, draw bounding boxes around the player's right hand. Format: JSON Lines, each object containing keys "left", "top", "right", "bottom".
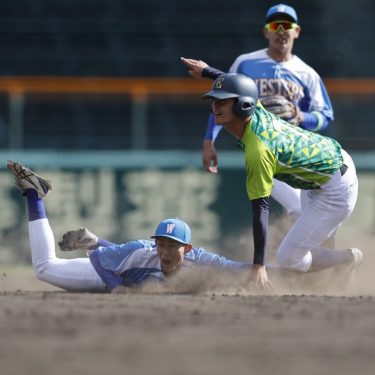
{"left": 180, "top": 57, "right": 208, "bottom": 79}
{"left": 202, "top": 140, "right": 218, "bottom": 173}
{"left": 246, "top": 264, "right": 272, "bottom": 290}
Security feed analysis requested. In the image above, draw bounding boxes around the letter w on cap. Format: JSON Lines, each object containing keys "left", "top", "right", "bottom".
{"left": 166, "top": 224, "right": 175, "bottom": 233}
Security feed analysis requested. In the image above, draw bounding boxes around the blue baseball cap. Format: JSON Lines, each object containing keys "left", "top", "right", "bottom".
{"left": 265, "top": 4, "right": 298, "bottom": 24}
{"left": 151, "top": 217, "right": 192, "bottom": 244}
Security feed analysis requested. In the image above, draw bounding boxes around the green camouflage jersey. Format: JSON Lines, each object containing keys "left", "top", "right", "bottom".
{"left": 241, "top": 105, "right": 343, "bottom": 200}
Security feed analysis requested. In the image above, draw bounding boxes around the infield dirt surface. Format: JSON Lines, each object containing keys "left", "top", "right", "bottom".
{"left": 1, "top": 230, "right": 375, "bottom": 375}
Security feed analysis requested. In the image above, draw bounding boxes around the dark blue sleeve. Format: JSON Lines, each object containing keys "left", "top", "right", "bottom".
{"left": 89, "top": 250, "right": 123, "bottom": 291}
{"left": 202, "top": 66, "right": 224, "bottom": 80}
{"left": 251, "top": 197, "right": 270, "bottom": 265}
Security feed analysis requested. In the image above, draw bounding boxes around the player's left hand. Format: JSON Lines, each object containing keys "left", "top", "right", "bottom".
{"left": 180, "top": 57, "right": 208, "bottom": 79}
{"left": 245, "top": 264, "right": 272, "bottom": 290}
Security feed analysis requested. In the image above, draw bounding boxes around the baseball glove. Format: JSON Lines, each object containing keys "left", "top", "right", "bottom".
{"left": 260, "top": 95, "right": 301, "bottom": 125}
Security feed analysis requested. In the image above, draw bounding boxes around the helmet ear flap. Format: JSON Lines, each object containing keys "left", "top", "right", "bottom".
{"left": 233, "top": 96, "right": 256, "bottom": 118}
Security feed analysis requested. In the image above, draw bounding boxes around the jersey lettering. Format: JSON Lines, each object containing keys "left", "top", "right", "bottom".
{"left": 255, "top": 78, "right": 303, "bottom": 102}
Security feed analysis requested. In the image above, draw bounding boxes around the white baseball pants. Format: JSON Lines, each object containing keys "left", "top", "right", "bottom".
{"left": 271, "top": 179, "right": 302, "bottom": 220}
{"left": 276, "top": 149, "right": 358, "bottom": 272}
{"left": 29, "top": 219, "right": 106, "bottom": 292}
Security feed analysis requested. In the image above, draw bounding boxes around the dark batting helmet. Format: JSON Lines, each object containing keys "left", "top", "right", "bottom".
{"left": 202, "top": 73, "right": 258, "bottom": 118}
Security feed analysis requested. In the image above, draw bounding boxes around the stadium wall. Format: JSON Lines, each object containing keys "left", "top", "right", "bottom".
{"left": 1, "top": 151, "right": 374, "bottom": 265}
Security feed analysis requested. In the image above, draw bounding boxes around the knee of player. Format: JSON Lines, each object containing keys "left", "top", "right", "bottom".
{"left": 276, "top": 250, "right": 311, "bottom": 272}
{"left": 287, "top": 210, "right": 301, "bottom": 222}
{"left": 33, "top": 269, "right": 46, "bottom": 282}
{"left": 32, "top": 261, "right": 50, "bottom": 281}
{"left": 286, "top": 201, "right": 302, "bottom": 220}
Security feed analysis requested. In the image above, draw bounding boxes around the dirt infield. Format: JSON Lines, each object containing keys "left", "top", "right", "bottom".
{"left": 1, "top": 259, "right": 375, "bottom": 375}
{"left": 1, "top": 289, "right": 375, "bottom": 375}
{"left": 1, "top": 220, "right": 374, "bottom": 375}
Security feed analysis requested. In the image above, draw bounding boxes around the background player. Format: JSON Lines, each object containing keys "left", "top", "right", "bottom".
{"left": 197, "top": 73, "right": 361, "bottom": 288}
{"left": 7, "top": 160, "right": 252, "bottom": 293}
{"left": 183, "top": 4, "right": 334, "bottom": 221}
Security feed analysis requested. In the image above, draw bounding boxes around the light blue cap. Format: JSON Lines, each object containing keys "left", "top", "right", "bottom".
{"left": 265, "top": 4, "right": 298, "bottom": 23}
{"left": 151, "top": 217, "right": 192, "bottom": 244}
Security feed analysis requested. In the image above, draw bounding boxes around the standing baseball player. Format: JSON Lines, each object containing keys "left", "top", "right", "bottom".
{"left": 195, "top": 73, "right": 361, "bottom": 288}
{"left": 7, "top": 161, "right": 253, "bottom": 293}
{"left": 182, "top": 3, "right": 334, "bottom": 221}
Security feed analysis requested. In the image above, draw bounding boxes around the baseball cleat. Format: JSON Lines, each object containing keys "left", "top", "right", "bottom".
{"left": 347, "top": 248, "right": 363, "bottom": 266}
{"left": 330, "top": 248, "right": 363, "bottom": 289}
{"left": 7, "top": 160, "right": 52, "bottom": 199}
{"left": 58, "top": 227, "right": 98, "bottom": 251}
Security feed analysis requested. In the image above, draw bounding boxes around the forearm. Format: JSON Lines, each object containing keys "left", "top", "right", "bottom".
{"left": 299, "top": 111, "right": 329, "bottom": 132}
{"left": 251, "top": 197, "right": 270, "bottom": 265}
{"left": 202, "top": 66, "right": 224, "bottom": 80}
{"left": 204, "top": 114, "right": 222, "bottom": 141}
{"left": 191, "top": 247, "right": 247, "bottom": 270}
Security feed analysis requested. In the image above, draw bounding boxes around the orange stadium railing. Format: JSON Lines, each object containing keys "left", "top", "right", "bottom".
{"left": 0, "top": 76, "right": 374, "bottom": 95}
{"left": 0, "top": 77, "right": 374, "bottom": 149}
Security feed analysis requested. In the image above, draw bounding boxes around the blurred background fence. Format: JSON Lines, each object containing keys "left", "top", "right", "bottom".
{"left": 0, "top": 0, "right": 374, "bottom": 264}
{"left": 0, "top": 77, "right": 374, "bottom": 151}
{"left": 0, "top": 0, "right": 374, "bottom": 151}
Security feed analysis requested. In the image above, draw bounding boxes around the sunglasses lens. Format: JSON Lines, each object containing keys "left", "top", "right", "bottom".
{"left": 266, "top": 22, "right": 278, "bottom": 31}
{"left": 282, "top": 21, "right": 295, "bottom": 30}
{"left": 266, "top": 21, "right": 296, "bottom": 31}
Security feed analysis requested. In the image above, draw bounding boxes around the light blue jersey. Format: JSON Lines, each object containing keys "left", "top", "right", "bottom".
{"left": 231, "top": 49, "right": 333, "bottom": 118}
{"left": 92, "top": 240, "right": 246, "bottom": 289}
{"left": 205, "top": 48, "right": 334, "bottom": 139}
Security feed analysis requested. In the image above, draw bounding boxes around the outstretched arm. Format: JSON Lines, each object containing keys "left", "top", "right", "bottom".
{"left": 246, "top": 197, "right": 272, "bottom": 289}
{"left": 181, "top": 57, "right": 224, "bottom": 80}
{"left": 180, "top": 57, "right": 208, "bottom": 79}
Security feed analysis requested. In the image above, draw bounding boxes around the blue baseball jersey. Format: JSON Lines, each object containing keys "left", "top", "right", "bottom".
{"left": 205, "top": 48, "right": 334, "bottom": 139}
{"left": 90, "top": 240, "right": 246, "bottom": 290}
